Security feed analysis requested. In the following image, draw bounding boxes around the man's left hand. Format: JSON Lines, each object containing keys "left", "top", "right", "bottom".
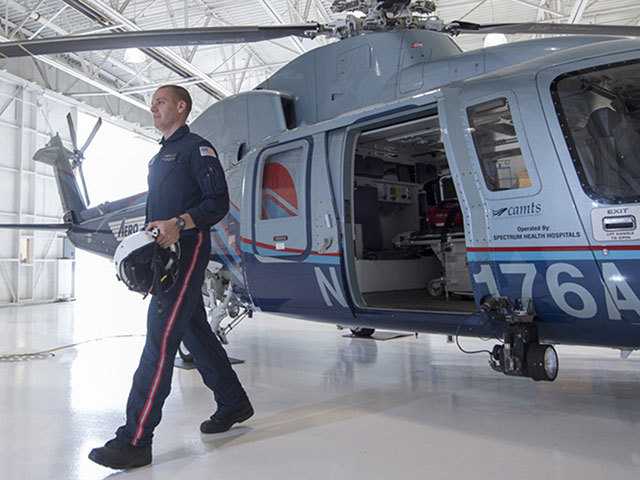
{"left": 146, "top": 219, "right": 180, "bottom": 248}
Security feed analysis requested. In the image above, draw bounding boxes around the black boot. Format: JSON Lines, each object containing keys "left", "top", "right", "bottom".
{"left": 88, "top": 438, "right": 152, "bottom": 469}
{"left": 200, "top": 400, "right": 254, "bottom": 434}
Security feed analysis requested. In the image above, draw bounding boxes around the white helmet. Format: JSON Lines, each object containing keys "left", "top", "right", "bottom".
{"left": 114, "top": 229, "right": 180, "bottom": 295}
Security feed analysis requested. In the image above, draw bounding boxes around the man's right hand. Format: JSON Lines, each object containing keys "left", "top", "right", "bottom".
{"left": 146, "top": 219, "right": 180, "bottom": 248}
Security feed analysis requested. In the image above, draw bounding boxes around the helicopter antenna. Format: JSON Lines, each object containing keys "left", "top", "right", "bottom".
{"left": 66, "top": 113, "right": 102, "bottom": 207}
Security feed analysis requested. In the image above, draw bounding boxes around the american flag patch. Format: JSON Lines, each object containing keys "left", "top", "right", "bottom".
{"left": 199, "top": 146, "right": 218, "bottom": 157}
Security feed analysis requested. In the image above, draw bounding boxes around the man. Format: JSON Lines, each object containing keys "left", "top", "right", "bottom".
{"left": 89, "top": 85, "right": 253, "bottom": 470}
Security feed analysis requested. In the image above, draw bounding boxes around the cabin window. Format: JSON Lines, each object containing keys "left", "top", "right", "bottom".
{"left": 259, "top": 146, "right": 305, "bottom": 220}
{"left": 467, "top": 98, "right": 531, "bottom": 191}
{"left": 552, "top": 60, "right": 640, "bottom": 203}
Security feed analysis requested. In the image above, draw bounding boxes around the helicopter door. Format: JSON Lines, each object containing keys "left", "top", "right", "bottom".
{"left": 443, "top": 88, "right": 602, "bottom": 326}
{"left": 541, "top": 56, "right": 640, "bottom": 325}
{"left": 243, "top": 135, "right": 350, "bottom": 315}
{"left": 251, "top": 139, "right": 311, "bottom": 259}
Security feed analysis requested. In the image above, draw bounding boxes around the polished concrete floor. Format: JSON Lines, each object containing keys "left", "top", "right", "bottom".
{"left": 2, "top": 255, "right": 640, "bottom": 479}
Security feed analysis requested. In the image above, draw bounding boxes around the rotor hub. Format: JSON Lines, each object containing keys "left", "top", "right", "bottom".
{"left": 329, "top": 0, "right": 441, "bottom": 38}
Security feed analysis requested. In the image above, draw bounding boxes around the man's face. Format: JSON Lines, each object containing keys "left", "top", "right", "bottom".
{"left": 150, "top": 88, "right": 186, "bottom": 133}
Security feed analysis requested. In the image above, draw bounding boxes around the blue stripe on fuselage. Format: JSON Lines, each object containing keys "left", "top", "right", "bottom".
{"left": 467, "top": 251, "right": 595, "bottom": 262}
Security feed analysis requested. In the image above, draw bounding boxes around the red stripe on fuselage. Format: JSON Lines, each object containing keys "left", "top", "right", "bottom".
{"left": 239, "top": 236, "right": 340, "bottom": 257}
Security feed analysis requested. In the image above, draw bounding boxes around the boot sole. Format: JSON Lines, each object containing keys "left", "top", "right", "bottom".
{"left": 88, "top": 450, "right": 151, "bottom": 470}
{"left": 235, "top": 408, "right": 255, "bottom": 425}
{"left": 201, "top": 407, "right": 254, "bottom": 434}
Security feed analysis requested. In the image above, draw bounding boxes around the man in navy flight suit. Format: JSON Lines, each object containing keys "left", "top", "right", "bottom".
{"left": 89, "top": 85, "right": 253, "bottom": 470}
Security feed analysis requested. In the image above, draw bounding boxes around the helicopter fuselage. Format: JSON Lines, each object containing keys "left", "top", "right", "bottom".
{"left": 66, "top": 30, "right": 640, "bottom": 355}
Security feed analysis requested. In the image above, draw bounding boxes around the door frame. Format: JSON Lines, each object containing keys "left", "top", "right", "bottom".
{"left": 341, "top": 103, "right": 442, "bottom": 311}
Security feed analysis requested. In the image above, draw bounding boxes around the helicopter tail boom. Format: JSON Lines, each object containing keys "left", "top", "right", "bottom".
{"left": 34, "top": 135, "right": 88, "bottom": 218}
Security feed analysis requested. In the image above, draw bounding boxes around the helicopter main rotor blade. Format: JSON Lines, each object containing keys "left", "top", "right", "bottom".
{"left": 0, "top": 24, "right": 321, "bottom": 59}
{"left": 447, "top": 21, "right": 640, "bottom": 37}
{"left": 0, "top": 222, "right": 113, "bottom": 234}
{"left": 80, "top": 117, "right": 102, "bottom": 155}
{"left": 66, "top": 113, "right": 78, "bottom": 152}
{"left": 0, "top": 223, "right": 72, "bottom": 231}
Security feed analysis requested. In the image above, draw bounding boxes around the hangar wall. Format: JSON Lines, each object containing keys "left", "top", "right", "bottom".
{"left": 0, "top": 69, "right": 151, "bottom": 306}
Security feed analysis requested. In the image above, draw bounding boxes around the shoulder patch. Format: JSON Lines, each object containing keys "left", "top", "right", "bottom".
{"left": 199, "top": 145, "right": 218, "bottom": 158}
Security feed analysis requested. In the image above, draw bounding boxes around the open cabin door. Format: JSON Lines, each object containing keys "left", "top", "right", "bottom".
{"left": 442, "top": 82, "right": 615, "bottom": 332}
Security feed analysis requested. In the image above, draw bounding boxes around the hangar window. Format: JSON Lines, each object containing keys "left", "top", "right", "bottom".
{"left": 467, "top": 98, "right": 531, "bottom": 191}
{"left": 259, "top": 146, "right": 305, "bottom": 220}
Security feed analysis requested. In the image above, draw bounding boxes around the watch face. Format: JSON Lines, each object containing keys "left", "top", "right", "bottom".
{"left": 176, "top": 217, "right": 185, "bottom": 230}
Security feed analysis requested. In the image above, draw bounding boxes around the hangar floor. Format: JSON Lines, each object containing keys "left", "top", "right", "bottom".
{"left": 2, "top": 259, "right": 640, "bottom": 479}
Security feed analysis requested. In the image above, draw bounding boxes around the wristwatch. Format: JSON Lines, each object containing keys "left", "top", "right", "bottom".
{"left": 175, "top": 216, "right": 186, "bottom": 231}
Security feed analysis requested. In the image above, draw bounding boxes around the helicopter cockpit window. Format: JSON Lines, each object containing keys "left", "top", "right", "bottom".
{"left": 260, "top": 146, "right": 304, "bottom": 220}
{"left": 467, "top": 98, "right": 531, "bottom": 191}
{"left": 552, "top": 61, "right": 640, "bottom": 203}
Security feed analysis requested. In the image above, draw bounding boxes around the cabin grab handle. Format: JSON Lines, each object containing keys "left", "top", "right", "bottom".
{"left": 602, "top": 215, "right": 636, "bottom": 231}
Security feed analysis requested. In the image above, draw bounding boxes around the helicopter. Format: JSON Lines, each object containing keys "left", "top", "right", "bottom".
{"left": 3, "top": 0, "right": 640, "bottom": 381}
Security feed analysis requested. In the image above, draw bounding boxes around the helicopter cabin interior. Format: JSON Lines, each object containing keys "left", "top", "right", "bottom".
{"left": 348, "top": 102, "right": 530, "bottom": 312}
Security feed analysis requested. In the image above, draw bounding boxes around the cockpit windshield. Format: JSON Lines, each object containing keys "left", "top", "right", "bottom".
{"left": 552, "top": 60, "right": 640, "bottom": 203}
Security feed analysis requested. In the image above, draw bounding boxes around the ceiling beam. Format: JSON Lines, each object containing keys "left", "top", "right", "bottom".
{"left": 313, "top": 0, "right": 332, "bottom": 23}
{"left": 546, "top": 3, "right": 640, "bottom": 23}
{"left": 191, "top": 0, "right": 280, "bottom": 84}
{"left": 1, "top": 14, "right": 120, "bottom": 87}
{"left": 118, "top": 61, "right": 287, "bottom": 94}
{"left": 8, "top": 0, "right": 47, "bottom": 40}
{"left": 458, "top": 0, "right": 491, "bottom": 20}
{"left": 569, "top": 0, "right": 589, "bottom": 24}
{"left": 256, "top": 0, "right": 307, "bottom": 53}
{"left": 5, "top": 0, "right": 151, "bottom": 83}
{"left": 0, "top": 30, "right": 148, "bottom": 111}
{"left": 507, "top": 0, "right": 563, "bottom": 17}
{"left": 63, "top": 0, "right": 231, "bottom": 99}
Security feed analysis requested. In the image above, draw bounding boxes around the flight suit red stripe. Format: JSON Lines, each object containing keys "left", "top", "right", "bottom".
{"left": 132, "top": 232, "right": 204, "bottom": 446}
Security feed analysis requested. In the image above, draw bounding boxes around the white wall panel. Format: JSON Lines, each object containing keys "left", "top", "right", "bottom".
{"left": 0, "top": 262, "right": 17, "bottom": 303}
{"left": 0, "top": 172, "right": 18, "bottom": 212}
{"left": 21, "top": 176, "right": 34, "bottom": 217}
{"left": 0, "top": 69, "right": 151, "bottom": 306}
{"left": 0, "top": 125, "right": 18, "bottom": 169}
{"left": 0, "top": 230, "right": 18, "bottom": 257}
{"left": 18, "top": 266, "right": 33, "bottom": 301}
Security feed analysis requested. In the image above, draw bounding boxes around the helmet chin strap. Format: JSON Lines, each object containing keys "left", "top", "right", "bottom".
{"left": 147, "top": 241, "right": 181, "bottom": 298}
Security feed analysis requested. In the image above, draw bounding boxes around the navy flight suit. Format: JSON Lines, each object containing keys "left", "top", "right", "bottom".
{"left": 115, "top": 125, "right": 249, "bottom": 447}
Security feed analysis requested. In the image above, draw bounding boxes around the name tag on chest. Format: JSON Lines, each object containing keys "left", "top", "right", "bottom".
{"left": 160, "top": 153, "right": 177, "bottom": 162}
{"left": 149, "top": 153, "right": 178, "bottom": 166}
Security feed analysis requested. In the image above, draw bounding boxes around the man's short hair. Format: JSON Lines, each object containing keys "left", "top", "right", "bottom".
{"left": 158, "top": 85, "right": 192, "bottom": 117}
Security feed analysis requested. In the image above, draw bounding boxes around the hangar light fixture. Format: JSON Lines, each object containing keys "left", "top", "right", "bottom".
{"left": 124, "top": 48, "right": 146, "bottom": 64}
{"left": 483, "top": 33, "right": 508, "bottom": 48}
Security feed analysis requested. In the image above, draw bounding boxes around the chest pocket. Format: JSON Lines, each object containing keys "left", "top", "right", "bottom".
{"left": 149, "top": 152, "right": 191, "bottom": 189}
{"left": 159, "top": 153, "right": 177, "bottom": 163}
